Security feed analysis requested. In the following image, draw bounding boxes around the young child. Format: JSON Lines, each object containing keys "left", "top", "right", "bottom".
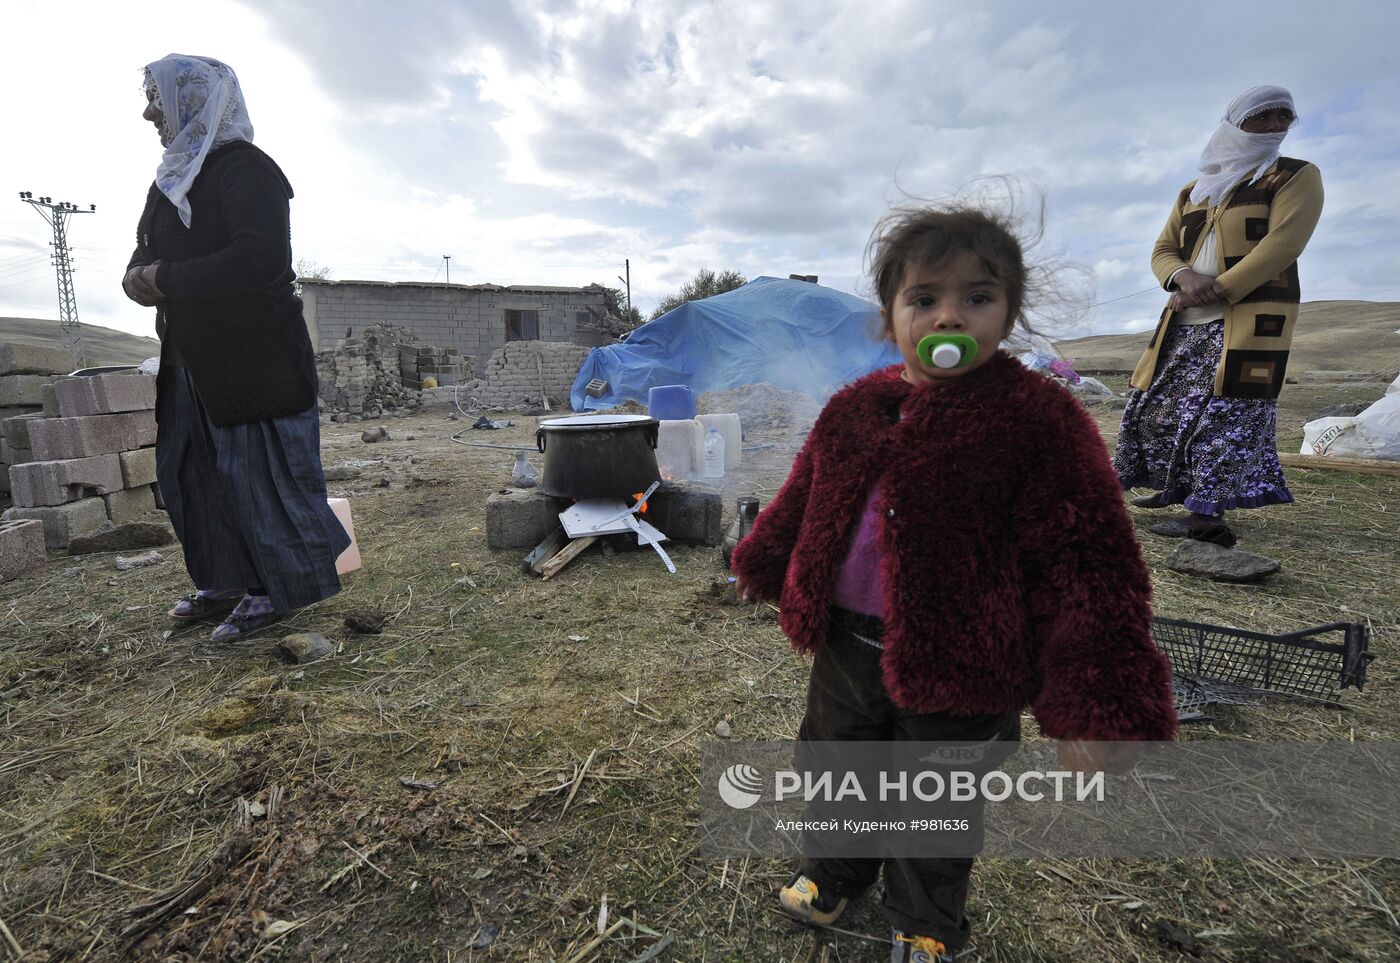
{"left": 730, "top": 202, "right": 1179, "bottom": 961}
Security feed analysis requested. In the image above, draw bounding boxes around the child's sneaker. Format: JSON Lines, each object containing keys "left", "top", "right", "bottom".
{"left": 777, "top": 872, "right": 848, "bottom": 926}
{"left": 890, "top": 929, "right": 952, "bottom": 963}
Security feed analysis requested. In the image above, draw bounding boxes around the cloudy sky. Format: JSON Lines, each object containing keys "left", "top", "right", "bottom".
{"left": 2, "top": 0, "right": 1397, "bottom": 343}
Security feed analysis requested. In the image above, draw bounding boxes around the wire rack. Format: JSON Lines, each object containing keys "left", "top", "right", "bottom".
{"left": 1152, "top": 617, "right": 1374, "bottom": 719}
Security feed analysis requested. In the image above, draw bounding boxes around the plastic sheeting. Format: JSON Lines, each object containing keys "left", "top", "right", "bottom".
{"left": 569, "top": 276, "right": 903, "bottom": 411}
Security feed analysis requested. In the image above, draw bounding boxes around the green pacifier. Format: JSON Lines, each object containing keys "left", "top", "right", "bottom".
{"left": 916, "top": 334, "right": 979, "bottom": 369}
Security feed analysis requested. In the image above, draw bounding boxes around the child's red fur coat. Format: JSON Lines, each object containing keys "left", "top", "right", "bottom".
{"left": 731, "top": 352, "right": 1178, "bottom": 741}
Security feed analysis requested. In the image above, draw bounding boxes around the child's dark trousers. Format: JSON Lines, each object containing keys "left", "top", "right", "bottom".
{"left": 796, "top": 608, "right": 1020, "bottom": 950}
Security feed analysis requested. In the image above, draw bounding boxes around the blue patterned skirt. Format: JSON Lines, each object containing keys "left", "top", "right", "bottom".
{"left": 155, "top": 358, "right": 350, "bottom": 612}
{"left": 1113, "top": 320, "right": 1292, "bottom": 516}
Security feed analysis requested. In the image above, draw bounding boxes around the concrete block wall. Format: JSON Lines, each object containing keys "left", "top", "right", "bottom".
{"left": 300, "top": 280, "right": 615, "bottom": 361}
{"left": 3, "top": 371, "right": 163, "bottom": 552}
{"left": 458, "top": 341, "right": 592, "bottom": 409}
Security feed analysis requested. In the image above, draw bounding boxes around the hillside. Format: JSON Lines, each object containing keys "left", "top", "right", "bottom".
{"left": 1055, "top": 300, "right": 1400, "bottom": 376}
{"left": 0, "top": 316, "right": 159, "bottom": 367}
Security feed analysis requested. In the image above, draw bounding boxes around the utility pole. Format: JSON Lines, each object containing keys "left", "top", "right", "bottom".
{"left": 443, "top": 254, "right": 451, "bottom": 284}
{"left": 616, "top": 258, "right": 631, "bottom": 317}
{"left": 18, "top": 192, "right": 94, "bottom": 365}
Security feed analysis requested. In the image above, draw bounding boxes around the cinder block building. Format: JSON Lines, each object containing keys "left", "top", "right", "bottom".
{"left": 299, "top": 280, "right": 618, "bottom": 356}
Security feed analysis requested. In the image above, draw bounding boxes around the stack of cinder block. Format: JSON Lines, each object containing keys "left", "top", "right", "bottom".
{"left": 457, "top": 341, "right": 591, "bottom": 410}
{"left": 0, "top": 343, "right": 75, "bottom": 500}
{"left": 2, "top": 369, "right": 161, "bottom": 551}
{"left": 399, "top": 343, "right": 472, "bottom": 388}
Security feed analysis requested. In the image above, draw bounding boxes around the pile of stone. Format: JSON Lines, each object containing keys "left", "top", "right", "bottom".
{"left": 457, "top": 341, "right": 591, "bottom": 411}
{"left": 399, "top": 344, "right": 472, "bottom": 389}
{"left": 2, "top": 362, "right": 167, "bottom": 557}
{"left": 697, "top": 383, "right": 824, "bottom": 432}
{"left": 316, "top": 324, "right": 425, "bottom": 422}
{"left": 1, "top": 343, "right": 74, "bottom": 499}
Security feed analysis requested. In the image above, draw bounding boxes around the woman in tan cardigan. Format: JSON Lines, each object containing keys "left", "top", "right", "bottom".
{"left": 1114, "top": 85, "right": 1323, "bottom": 546}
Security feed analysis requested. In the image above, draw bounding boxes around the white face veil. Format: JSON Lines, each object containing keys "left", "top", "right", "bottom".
{"left": 1188, "top": 85, "right": 1297, "bottom": 210}
{"left": 143, "top": 55, "right": 255, "bottom": 227}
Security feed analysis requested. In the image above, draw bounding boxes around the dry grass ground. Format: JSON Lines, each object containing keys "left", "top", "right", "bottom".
{"left": 2, "top": 379, "right": 1397, "bottom": 962}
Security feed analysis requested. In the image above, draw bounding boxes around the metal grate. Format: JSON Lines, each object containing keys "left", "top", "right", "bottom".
{"left": 1153, "top": 617, "right": 1374, "bottom": 718}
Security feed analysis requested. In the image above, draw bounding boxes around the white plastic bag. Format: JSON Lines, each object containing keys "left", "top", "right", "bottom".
{"left": 1300, "top": 373, "right": 1400, "bottom": 460}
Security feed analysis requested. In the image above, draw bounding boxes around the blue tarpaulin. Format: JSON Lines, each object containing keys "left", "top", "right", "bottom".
{"left": 570, "top": 276, "right": 903, "bottom": 411}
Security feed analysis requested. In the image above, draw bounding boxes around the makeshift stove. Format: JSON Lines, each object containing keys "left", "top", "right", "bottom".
{"left": 525, "top": 414, "right": 677, "bottom": 579}
{"left": 525, "top": 482, "right": 675, "bottom": 579}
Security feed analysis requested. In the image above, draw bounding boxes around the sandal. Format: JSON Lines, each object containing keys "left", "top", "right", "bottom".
{"left": 1129, "top": 492, "right": 1170, "bottom": 508}
{"left": 168, "top": 591, "right": 242, "bottom": 622}
{"left": 210, "top": 595, "right": 281, "bottom": 642}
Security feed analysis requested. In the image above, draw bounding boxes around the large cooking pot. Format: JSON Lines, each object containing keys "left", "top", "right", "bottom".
{"left": 535, "top": 414, "right": 661, "bottom": 499}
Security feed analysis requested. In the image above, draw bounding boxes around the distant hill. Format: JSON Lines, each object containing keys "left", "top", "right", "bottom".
{"left": 0, "top": 317, "right": 159, "bottom": 368}
{"left": 1055, "top": 301, "right": 1400, "bottom": 376}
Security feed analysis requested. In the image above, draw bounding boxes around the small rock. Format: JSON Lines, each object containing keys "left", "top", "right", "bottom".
{"left": 323, "top": 465, "right": 362, "bottom": 481}
{"left": 350, "top": 415, "right": 363, "bottom": 423}
{"left": 344, "top": 611, "right": 386, "bottom": 634}
{"left": 1166, "top": 540, "right": 1281, "bottom": 583}
{"left": 68, "top": 521, "right": 175, "bottom": 555}
{"left": 115, "top": 550, "right": 164, "bottom": 571}
{"left": 471, "top": 923, "right": 501, "bottom": 950}
{"left": 333, "top": 413, "right": 350, "bottom": 424}
{"left": 405, "top": 434, "right": 416, "bottom": 441}
{"left": 399, "top": 775, "right": 437, "bottom": 792}
{"left": 361, "top": 426, "right": 389, "bottom": 443}
{"left": 715, "top": 719, "right": 732, "bottom": 738}
{"left": 374, "top": 476, "right": 391, "bottom": 488}
{"left": 278, "top": 632, "right": 336, "bottom": 663}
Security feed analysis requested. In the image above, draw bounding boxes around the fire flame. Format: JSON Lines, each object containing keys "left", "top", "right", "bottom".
{"left": 631, "top": 491, "right": 651, "bottom": 514}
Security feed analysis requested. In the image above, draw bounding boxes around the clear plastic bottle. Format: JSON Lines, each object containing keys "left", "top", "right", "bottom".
{"left": 703, "top": 426, "right": 726, "bottom": 479}
{"left": 510, "top": 451, "right": 538, "bottom": 488}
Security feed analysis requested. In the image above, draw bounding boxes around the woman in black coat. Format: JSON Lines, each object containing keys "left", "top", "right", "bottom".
{"left": 123, "top": 54, "right": 349, "bottom": 641}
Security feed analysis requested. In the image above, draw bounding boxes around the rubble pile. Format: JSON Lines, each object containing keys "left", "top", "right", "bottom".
{"left": 317, "top": 324, "right": 433, "bottom": 421}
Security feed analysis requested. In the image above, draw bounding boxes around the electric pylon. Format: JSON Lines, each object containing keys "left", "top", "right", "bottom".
{"left": 18, "top": 191, "right": 95, "bottom": 366}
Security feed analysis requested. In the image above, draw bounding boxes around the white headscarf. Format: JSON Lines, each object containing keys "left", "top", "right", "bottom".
{"left": 1189, "top": 85, "right": 1298, "bottom": 209}
{"left": 143, "top": 55, "right": 254, "bottom": 227}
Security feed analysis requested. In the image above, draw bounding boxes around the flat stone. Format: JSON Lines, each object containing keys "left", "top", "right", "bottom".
{"left": 114, "top": 550, "right": 163, "bottom": 571}
{"left": 1166, "top": 540, "right": 1281, "bottom": 583}
{"left": 66, "top": 520, "right": 175, "bottom": 555}
{"left": 322, "top": 465, "right": 362, "bottom": 481}
{"left": 0, "top": 519, "right": 47, "bottom": 583}
{"left": 278, "top": 632, "right": 336, "bottom": 663}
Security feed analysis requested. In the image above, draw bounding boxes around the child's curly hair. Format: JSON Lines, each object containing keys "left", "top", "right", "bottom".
{"left": 865, "top": 179, "right": 1085, "bottom": 343}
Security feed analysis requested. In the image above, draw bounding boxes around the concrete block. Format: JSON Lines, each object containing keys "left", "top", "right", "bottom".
{"left": 0, "top": 405, "right": 39, "bottom": 423}
{"left": 0, "top": 519, "right": 47, "bottom": 583}
{"left": 0, "top": 375, "right": 49, "bottom": 407}
{"left": 485, "top": 487, "right": 570, "bottom": 550}
{"left": 27, "top": 411, "right": 158, "bottom": 461}
{"left": 54, "top": 372, "right": 156, "bottom": 417}
{"left": 645, "top": 483, "right": 723, "bottom": 545}
{"left": 119, "top": 447, "right": 158, "bottom": 488}
{"left": 0, "top": 343, "right": 73, "bottom": 376}
{"left": 8, "top": 453, "right": 125, "bottom": 507}
{"left": 4, "top": 497, "right": 108, "bottom": 550}
{"left": 103, "top": 485, "right": 157, "bottom": 524}
{"left": 42, "top": 380, "right": 63, "bottom": 417}
{"left": 2, "top": 412, "right": 50, "bottom": 451}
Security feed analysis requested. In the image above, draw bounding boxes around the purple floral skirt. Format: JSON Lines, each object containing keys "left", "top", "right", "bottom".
{"left": 1113, "top": 320, "right": 1292, "bottom": 516}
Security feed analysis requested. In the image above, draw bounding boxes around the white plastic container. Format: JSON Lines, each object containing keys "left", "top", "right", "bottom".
{"left": 656, "top": 418, "right": 704, "bottom": 480}
{"left": 327, "top": 497, "right": 362, "bottom": 575}
{"left": 704, "top": 426, "right": 726, "bottom": 479}
{"left": 697, "top": 412, "right": 742, "bottom": 471}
